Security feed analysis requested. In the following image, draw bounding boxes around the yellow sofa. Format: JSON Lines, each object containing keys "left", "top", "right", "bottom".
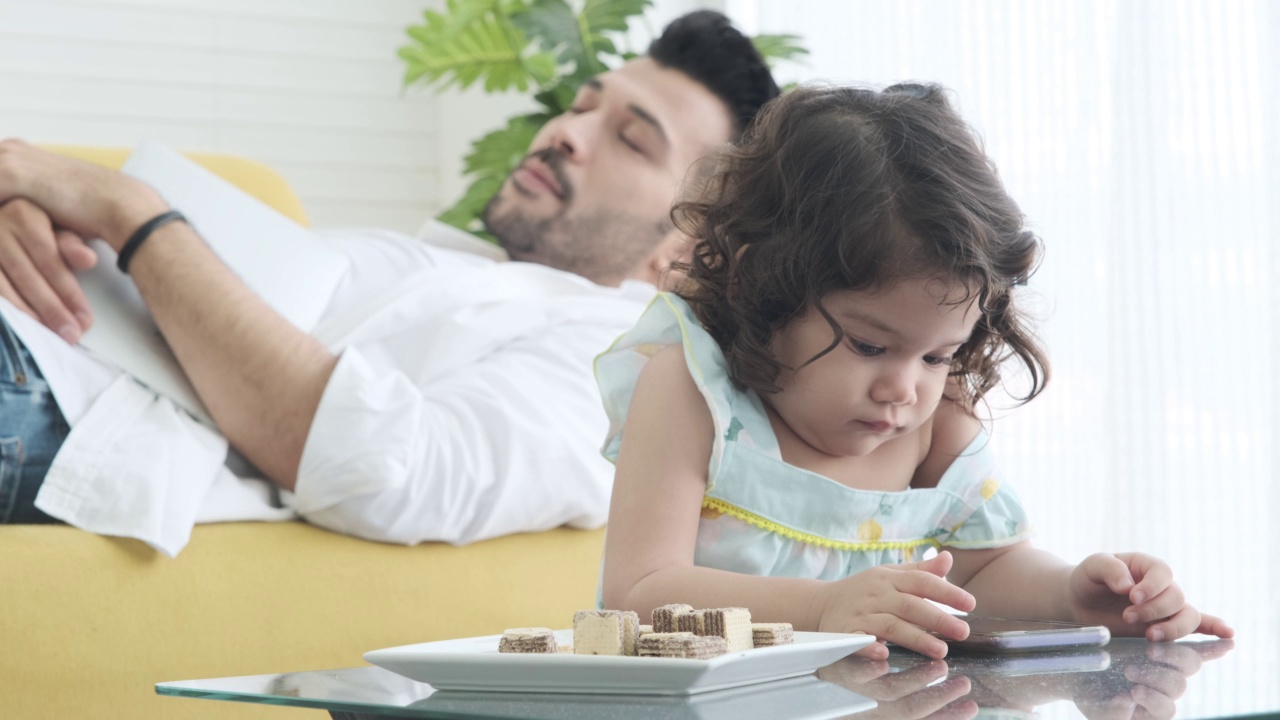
{"left": 0, "top": 147, "right": 607, "bottom": 719}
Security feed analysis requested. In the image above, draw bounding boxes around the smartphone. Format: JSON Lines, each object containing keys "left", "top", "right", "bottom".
{"left": 943, "top": 616, "right": 1111, "bottom": 654}
{"left": 944, "top": 648, "right": 1112, "bottom": 676}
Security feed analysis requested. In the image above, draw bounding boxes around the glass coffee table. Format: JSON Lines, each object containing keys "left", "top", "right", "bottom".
{"left": 157, "top": 637, "right": 1279, "bottom": 719}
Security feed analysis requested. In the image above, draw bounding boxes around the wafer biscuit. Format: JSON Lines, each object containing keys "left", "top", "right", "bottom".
{"left": 652, "top": 604, "right": 694, "bottom": 633}
{"left": 573, "top": 609, "right": 639, "bottom": 655}
{"left": 699, "top": 608, "right": 754, "bottom": 652}
{"left": 636, "top": 632, "right": 727, "bottom": 659}
{"left": 751, "top": 622, "right": 795, "bottom": 647}
{"left": 497, "top": 628, "right": 557, "bottom": 654}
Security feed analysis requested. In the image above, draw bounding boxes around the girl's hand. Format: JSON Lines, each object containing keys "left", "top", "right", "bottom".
{"left": 1067, "top": 552, "right": 1234, "bottom": 642}
{"left": 816, "top": 550, "right": 977, "bottom": 660}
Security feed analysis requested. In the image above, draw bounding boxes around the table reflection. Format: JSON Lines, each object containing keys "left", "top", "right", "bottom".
{"left": 156, "top": 633, "right": 1277, "bottom": 719}
{"left": 819, "top": 639, "right": 1238, "bottom": 720}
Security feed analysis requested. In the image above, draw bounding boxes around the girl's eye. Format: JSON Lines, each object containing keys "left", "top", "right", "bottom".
{"left": 849, "top": 339, "right": 884, "bottom": 357}
{"left": 923, "top": 354, "right": 955, "bottom": 367}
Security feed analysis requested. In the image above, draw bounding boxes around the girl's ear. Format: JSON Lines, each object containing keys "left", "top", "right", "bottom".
{"left": 646, "top": 228, "right": 694, "bottom": 291}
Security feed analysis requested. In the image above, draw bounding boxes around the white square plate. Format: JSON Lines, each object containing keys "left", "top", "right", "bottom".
{"left": 364, "top": 630, "right": 876, "bottom": 696}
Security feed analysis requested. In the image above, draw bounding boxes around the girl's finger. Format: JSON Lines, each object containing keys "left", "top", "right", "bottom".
{"left": 1131, "top": 683, "right": 1178, "bottom": 719}
{"left": 854, "top": 641, "right": 890, "bottom": 660}
{"left": 894, "top": 571, "right": 976, "bottom": 613}
{"left": 887, "top": 594, "right": 971, "bottom": 641}
{"left": 1076, "top": 693, "right": 1138, "bottom": 720}
{"left": 930, "top": 698, "right": 981, "bottom": 720}
{"left": 888, "top": 549, "right": 953, "bottom": 578}
{"left": 1145, "top": 641, "right": 1203, "bottom": 676}
{"left": 1083, "top": 553, "right": 1136, "bottom": 595}
{"left": 1124, "top": 584, "right": 1185, "bottom": 625}
{"left": 1147, "top": 605, "right": 1201, "bottom": 643}
{"left": 1124, "top": 664, "right": 1188, "bottom": 700}
{"left": 1125, "top": 554, "right": 1173, "bottom": 604}
{"left": 856, "top": 659, "right": 949, "bottom": 701}
{"left": 889, "top": 675, "right": 973, "bottom": 719}
{"left": 865, "top": 613, "right": 949, "bottom": 659}
{"left": 1194, "top": 613, "right": 1234, "bottom": 639}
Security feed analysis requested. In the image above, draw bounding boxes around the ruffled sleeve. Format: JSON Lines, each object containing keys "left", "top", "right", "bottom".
{"left": 595, "top": 293, "right": 769, "bottom": 490}
{"left": 931, "top": 431, "right": 1034, "bottom": 549}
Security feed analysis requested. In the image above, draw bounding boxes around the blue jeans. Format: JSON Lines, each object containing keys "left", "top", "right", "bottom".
{"left": 0, "top": 314, "right": 67, "bottom": 524}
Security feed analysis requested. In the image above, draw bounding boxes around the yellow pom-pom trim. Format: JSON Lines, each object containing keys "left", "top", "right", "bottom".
{"left": 701, "top": 497, "right": 941, "bottom": 552}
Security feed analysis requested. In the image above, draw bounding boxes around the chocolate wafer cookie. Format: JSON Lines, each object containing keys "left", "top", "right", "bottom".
{"left": 751, "top": 622, "right": 795, "bottom": 647}
{"left": 497, "top": 628, "right": 558, "bottom": 653}
{"left": 636, "top": 632, "right": 728, "bottom": 659}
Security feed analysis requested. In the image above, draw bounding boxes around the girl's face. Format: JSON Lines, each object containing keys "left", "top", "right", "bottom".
{"left": 766, "top": 277, "right": 982, "bottom": 458}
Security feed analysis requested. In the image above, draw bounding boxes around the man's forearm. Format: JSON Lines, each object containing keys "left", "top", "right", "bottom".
{"left": 124, "top": 215, "right": 335, "bottom": 490}
{"left": 0, "top": 141, "right": 334, "bottom": 489}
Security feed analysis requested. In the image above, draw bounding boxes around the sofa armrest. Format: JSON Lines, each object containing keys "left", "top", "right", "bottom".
{"left": 40, "top": 144, "right": 310, "bottom": 226}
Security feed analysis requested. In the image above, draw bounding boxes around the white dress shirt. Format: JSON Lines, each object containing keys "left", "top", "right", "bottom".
{"left": 0, "top": 223, "right": 652, "bottom": 555}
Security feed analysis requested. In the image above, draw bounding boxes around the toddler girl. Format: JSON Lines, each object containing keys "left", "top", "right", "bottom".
{"left": 595, "top": 83, "right": 1232, "bottom": 659}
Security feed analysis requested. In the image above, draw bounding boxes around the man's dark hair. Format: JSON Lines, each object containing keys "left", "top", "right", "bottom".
{"left": 648, "top": 11, "right": 780, "bottom": 138}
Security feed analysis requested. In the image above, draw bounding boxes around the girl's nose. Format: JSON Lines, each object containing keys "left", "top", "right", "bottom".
{"left": 870, "top": 366, "right": 917, "bottom": 406}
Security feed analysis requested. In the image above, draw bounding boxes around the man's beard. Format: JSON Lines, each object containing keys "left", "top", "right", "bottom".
{"left": 484, "top": 149, "right": 668, "bottom": 286}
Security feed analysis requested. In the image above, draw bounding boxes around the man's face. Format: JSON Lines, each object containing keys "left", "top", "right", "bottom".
{"left": 484, "top": 57, "right": 734, "bottom": 286}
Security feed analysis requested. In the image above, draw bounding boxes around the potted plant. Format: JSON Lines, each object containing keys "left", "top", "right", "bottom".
{"left": 398, "top": 0, "right": 805, "bottom": 240}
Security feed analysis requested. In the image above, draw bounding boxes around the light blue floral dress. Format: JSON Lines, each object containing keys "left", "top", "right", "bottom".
{"left": 595, "top": 293, "right": 1032, "bottom": 581}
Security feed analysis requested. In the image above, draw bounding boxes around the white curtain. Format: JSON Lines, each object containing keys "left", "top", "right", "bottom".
{"left": 727, "top": 0, "right": 1277, "bottom": 703}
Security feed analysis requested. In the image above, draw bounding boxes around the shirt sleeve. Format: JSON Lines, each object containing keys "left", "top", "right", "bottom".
{"left": 937, "top": 478, "right": 1033, "bottom": 549}
{"left": 292, "top": 321, "right": 617, "bottom": 546}
{"left": 932, "top": 433, "right": 1034, "bottom": 549}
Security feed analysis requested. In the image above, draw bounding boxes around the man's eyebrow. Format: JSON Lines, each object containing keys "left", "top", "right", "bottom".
{"left": 626, "top": 103, "right": 668, "bottom": 145}
{"left": 841, "top": 309, "right": 970, "bottom": 348}
{"left": 587, "top": 76, "right": 669, "bottom": 147}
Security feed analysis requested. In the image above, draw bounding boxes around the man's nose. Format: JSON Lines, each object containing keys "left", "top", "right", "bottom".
{"left": 870, "top": 364, "right": 917, "bottom": 406}
{"left": 545, "top": 112, "right": 598, "bottom": 163}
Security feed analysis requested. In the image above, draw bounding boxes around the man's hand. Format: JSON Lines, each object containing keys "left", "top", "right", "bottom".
{"left": 1067, "top": 552, "right": 1234, "bottom": 642}
{"left": 0, "top": 198, "right": 98, "bottom": 342}
{"left": 0, "top": 139, "right": 167, "bottom": 253}
{"left": 0, "top": 138, "right": 334, "bottom": 488}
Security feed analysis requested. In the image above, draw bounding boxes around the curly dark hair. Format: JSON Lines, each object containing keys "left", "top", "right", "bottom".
{"left": 648, "top": 10, "right": 780, "bottom": 139}
{"left": 674, "top": 83, "right": 1049, "bottom": 408}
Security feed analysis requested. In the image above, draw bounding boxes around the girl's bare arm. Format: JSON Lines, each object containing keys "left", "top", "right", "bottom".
{"left": 603, "top": 345, "right": 975, "bottom": 658}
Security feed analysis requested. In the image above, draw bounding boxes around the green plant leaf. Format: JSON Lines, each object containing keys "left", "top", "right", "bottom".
{"left": 750, "top": 33, "right": 810, "bottom": 67}
{"left": 580, "top": 0, "right": 650, "bottom": 35}
{"left": 437, "top": 174, "right": 504, "bottom": 241}
{"left": 511, "top": 0, "right": 582, "bottom": 67}
{"left": 400, "top": 0, "right": 542, "bottom": 92}
{"left": 461, "top": 113, "right": 547, "bottom": 176}
{"left": 534, "top": 83, "right": 577, "bottom": 115}
{"left": 572, "top": 0, "right": 650, "bottom": 81}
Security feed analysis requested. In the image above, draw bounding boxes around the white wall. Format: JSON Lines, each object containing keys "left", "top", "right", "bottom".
{"left": 0, "top": 0, "right": 720, "bottom": 232}
{"left": 0, "top": 0, "right": 440, "bottom": 231}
